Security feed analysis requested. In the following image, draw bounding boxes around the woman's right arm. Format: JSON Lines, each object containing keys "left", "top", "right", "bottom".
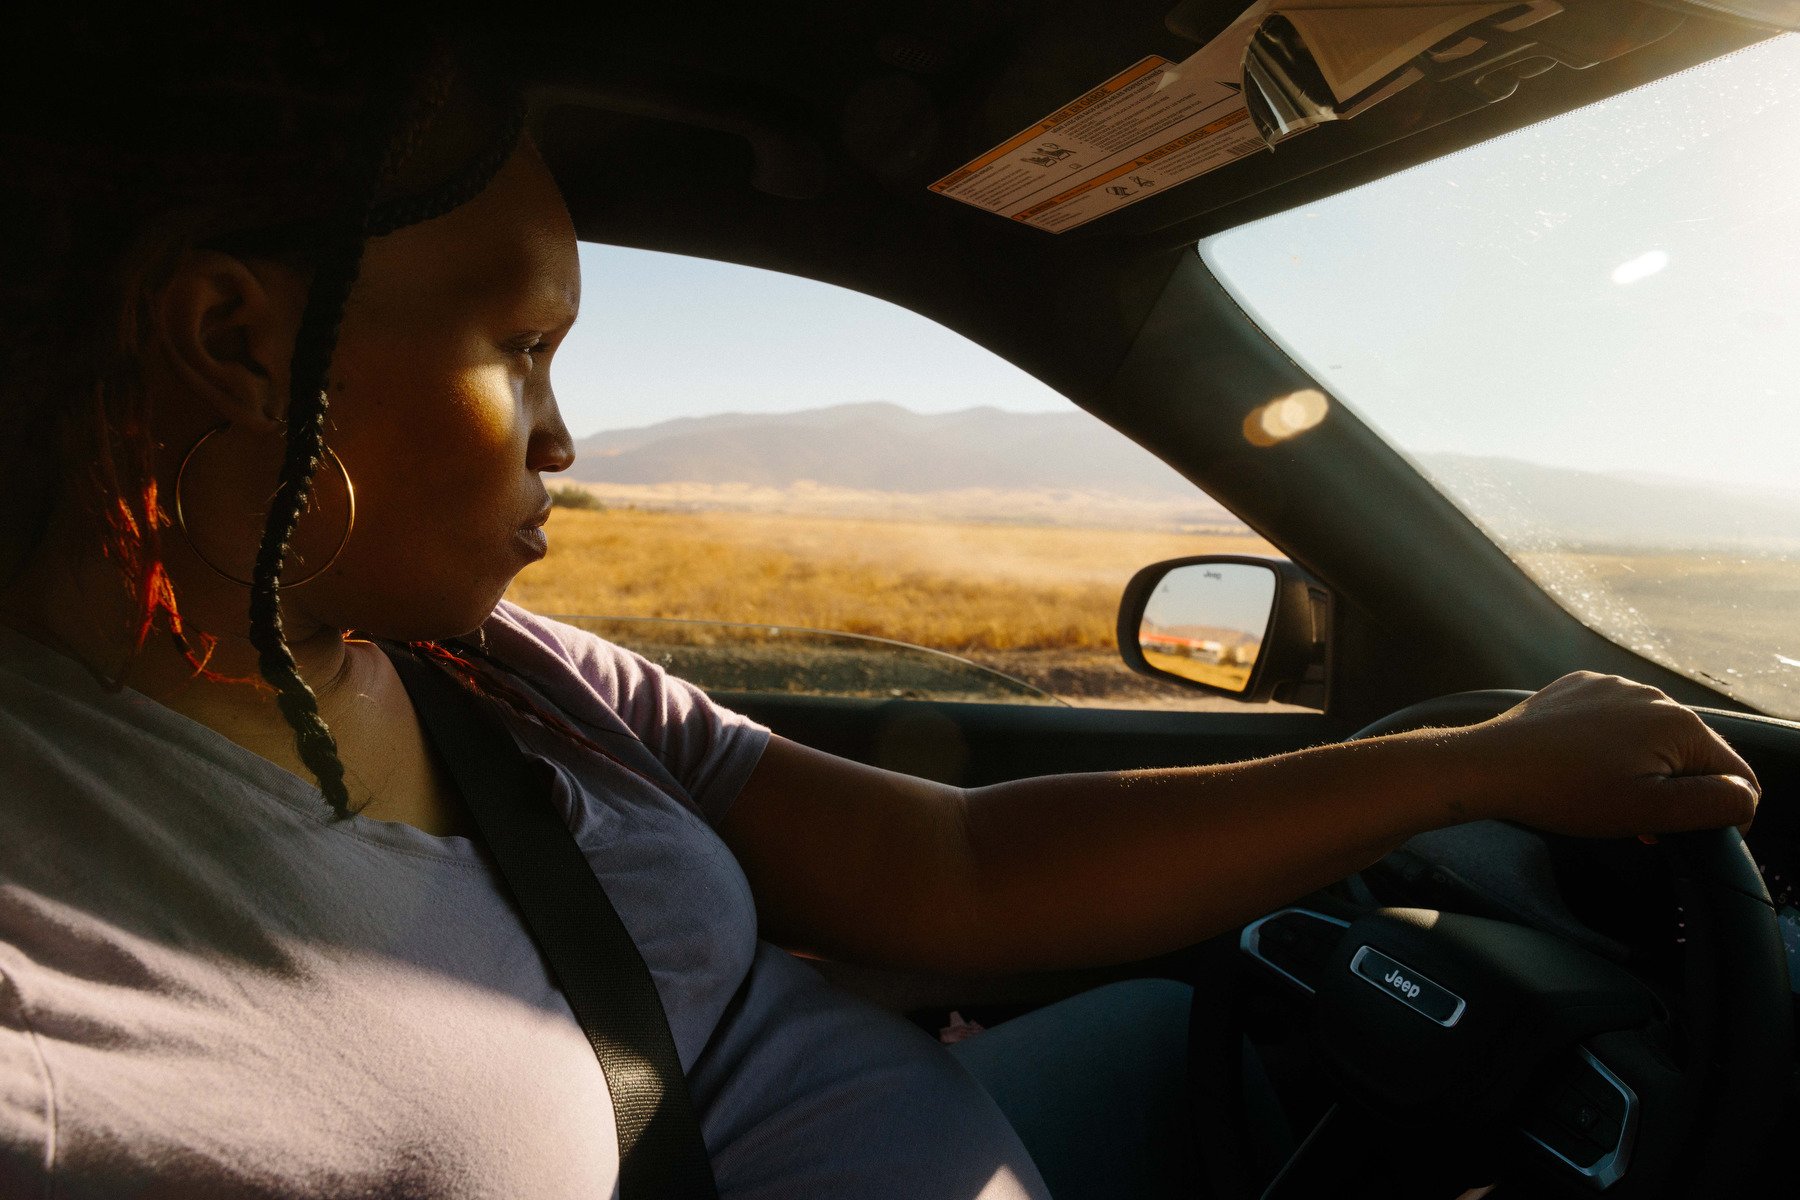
{"left": 720, "top": 672, "right": 1760, "bottom": 974}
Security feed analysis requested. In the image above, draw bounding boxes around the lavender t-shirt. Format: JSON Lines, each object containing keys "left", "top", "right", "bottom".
{"left": 0, "top": 604, "right": 1046, "bottom": 1199}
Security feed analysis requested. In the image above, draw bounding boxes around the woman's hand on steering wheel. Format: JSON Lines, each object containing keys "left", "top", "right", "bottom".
{"left": 1457, "top": 671, "right": 1761, "bottom": 839}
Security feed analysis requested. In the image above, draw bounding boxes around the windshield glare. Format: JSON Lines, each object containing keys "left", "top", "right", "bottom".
{"left": 1201, "top": 35, "right": 1800, "bottom": 720}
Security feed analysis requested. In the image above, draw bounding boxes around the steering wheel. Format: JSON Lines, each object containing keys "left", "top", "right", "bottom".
{"left": 1192, "top": 692, "right": 1791, "bottom": 1200}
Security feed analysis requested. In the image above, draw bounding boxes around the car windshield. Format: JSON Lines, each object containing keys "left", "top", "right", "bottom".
{"left": 1201, "top": 34, "right": 1800, "bottom": 720}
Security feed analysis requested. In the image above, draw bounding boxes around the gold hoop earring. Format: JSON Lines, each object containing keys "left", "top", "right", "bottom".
{"left": 173, "top": 424, "right": 357, "bottom": 589}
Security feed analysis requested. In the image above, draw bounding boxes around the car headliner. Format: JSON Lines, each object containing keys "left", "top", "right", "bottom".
{"left": 520, "top": 1, "right": 1776, "bottom": 719}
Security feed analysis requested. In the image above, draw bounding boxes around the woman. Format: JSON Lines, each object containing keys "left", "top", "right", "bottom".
{"left": 0, "top": 16, "right": 1759, "bottom": 1200}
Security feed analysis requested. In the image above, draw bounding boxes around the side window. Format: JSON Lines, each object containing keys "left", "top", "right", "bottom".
{"left": 505, "top": 244, "right": 1287, "bottom": 710}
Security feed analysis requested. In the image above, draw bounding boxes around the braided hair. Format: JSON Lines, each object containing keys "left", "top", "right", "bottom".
{"left": 3, "top": 15, "right": 526, "bottom": 817}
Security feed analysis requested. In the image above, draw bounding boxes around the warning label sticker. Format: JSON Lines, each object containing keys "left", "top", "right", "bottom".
{"left": 1009, "top": 107, "right": 1264, "bottom": 232}
{"left": 930, "top": 46, "right": 1263, "bottom": 233}
{"left": 928, "top": 0, "right": 1292, "bottom": 234}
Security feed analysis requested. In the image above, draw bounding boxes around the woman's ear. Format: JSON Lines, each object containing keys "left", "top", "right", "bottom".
{"left": 154, "top": 251, "right": 308, "bottom": 433}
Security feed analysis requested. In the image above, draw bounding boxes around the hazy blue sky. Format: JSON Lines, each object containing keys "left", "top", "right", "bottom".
{"left": 553, "top": 244, "right": 1072, "bottom": 437}
{"left": 1206, "top": 34, "right": 1800, "bottom": 493}
{"left": 552, "top": 35, "right": 1797, "bottom": 496}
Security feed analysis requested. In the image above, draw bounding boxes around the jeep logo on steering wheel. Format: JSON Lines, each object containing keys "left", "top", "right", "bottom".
{"left": 1383, "top": 968, "right": 1423, "bottom": 1001}
{"left": 1350, "top": 946, "right": 1467, "bottom": 1026}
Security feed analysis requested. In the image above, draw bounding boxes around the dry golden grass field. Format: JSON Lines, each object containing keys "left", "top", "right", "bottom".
{"left": 501, "top": 507, "right": 1800, "bottom": 717}
{"left": 505, "top": 506, "right": 1280, "bottom": 706}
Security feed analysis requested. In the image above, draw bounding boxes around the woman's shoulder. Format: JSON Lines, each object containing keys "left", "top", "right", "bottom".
{"left": 478, "top": 602, "right": 660, "bottom": 706}
{"left": 476, "top": 600, "right": 765, "bottom": 741}
{"left": 477, "top": 603, "right": 770, "bottom": 822}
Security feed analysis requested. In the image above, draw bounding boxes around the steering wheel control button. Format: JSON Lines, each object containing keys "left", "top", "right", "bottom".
{"left": 1348, "top": 946, "right": 1466, "bottom": 1026}
{"left": 1522, "top": 1048, "right": 1637, "bottom": 1189}
{"left": 1240, "top": 908, "right": 1350, "bottom": 994}
{"left": 1549, "top": 1090, "right": 1614, "bottom": 1146}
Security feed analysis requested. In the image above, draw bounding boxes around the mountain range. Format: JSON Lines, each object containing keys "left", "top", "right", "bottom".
{"left": 571, "top": 402, "right": 1205, "bottom": 497}
{"left": 1421, "top": 453, "right": 1800, "bottom": 552}
{"left": 568, "top": 402, "right": 1800, "bottom": 549}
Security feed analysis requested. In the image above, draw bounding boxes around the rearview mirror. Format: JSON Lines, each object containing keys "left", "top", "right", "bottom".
{"left": 1117, "top": 555, "right": 1329, "bottom": 705}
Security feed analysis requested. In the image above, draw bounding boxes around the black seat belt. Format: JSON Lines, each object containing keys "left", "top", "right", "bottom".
{"left": 383, "top": 645, "right": 719, "bottom": 1200}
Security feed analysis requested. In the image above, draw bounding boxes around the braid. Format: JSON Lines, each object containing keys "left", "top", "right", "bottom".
{"left": 246, "top": 232, "right": 366, "bottom": 817}
{"left": 243, "top": 58, "right": 525, "bottom": 819}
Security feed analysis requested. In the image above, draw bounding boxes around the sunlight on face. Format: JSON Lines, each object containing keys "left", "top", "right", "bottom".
{"left": 294, "top": 142, "right": 581, "bottom": 640}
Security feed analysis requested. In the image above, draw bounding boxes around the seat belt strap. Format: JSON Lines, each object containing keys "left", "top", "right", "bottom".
{"left": 383, "top": 645, "right": 719, "bottom": 1200}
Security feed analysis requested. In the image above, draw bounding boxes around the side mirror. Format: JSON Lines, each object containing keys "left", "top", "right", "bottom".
{"left": 1117, "top": 555, "right": 1329, "bottom": 705}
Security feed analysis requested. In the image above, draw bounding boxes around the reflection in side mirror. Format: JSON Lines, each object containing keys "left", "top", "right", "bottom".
{"left": 1137, "top": 563, "right": 1277, "bottom": 695}
{"left": 1118, "top": 555, "right": 1330, "bottom": 705}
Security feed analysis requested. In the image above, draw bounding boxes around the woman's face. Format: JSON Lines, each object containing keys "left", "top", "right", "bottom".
{"left": 264, "top": 142, "right": 581, "bottom": 642}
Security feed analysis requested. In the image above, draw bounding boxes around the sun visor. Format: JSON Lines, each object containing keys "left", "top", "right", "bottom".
{"left": 929, "top": 0, "right": 1708, "bottom": 233}
{"left": 1243, "top": 2, "right": 1519, "bottom": 143}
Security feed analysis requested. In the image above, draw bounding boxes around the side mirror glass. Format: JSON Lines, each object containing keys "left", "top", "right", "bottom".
{"left": 1137, "top": 563, "right": 1277, "bottom": 695}
{"left": 1118, "top": 555, "right": 1329, "bottom": 705}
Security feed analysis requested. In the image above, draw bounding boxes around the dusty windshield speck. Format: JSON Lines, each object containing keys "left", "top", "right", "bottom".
{"left": 1201, "top": 35, "right": 1800, "bottom": 720}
